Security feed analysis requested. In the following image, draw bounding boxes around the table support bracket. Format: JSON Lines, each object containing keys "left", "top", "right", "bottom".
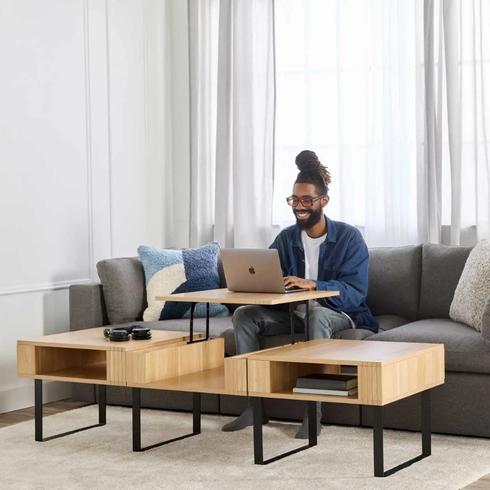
{"left": 372, "top": 389, "right": 431, "bottom": 477}
{"left": 252, "top": 397, "right": 317, "bottom": 464}
{"left": 132, "top": 388, "right": 201, "bottom": 452}
{"left": 34, "top": 380, "right": 106, "bottom": 442}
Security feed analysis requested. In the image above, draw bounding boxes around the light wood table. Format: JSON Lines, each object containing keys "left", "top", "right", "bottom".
{"left": 17, "top": 299, "right": 445, "bottom": 478}
{"left": 157, "top": 287, "right": 341, "bottom": 344}
{"left": 17, "top": 327, "right": 209, "bottom": 449}
{"left": 225, "top": 338, "right": 445, "bottom": 476}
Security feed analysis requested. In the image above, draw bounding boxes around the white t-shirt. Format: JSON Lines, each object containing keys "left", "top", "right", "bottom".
{"left": 301, "top": 230, "right": 327, "bottom": 281}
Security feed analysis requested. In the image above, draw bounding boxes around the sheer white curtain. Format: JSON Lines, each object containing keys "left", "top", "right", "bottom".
{"left": 273, "top": 0, "right": 490, "bottom": 247}
{"left": 422, "top": 0, "right": 490, "bottom": 244}
{"left": 188, "top": 0, "right": 275, "bottom": 248}
{"left": 273, "top": 0, "right": 420, "bottom": 247}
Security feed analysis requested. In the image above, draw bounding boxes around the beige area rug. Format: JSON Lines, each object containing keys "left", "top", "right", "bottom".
{"left": 1, "top": 405, "right": 489, "bottom": 490}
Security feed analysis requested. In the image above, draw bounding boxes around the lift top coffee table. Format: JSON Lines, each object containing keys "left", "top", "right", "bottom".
{"left": 17, "top": 288, "right": 444, "bottom": 478}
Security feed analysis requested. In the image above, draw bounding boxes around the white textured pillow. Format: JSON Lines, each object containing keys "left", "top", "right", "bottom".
{"left": 450, "top": 240, "right": 490, "bottom": 333}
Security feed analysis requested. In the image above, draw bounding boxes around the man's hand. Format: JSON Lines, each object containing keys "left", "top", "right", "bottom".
{"left": 283, "top": 276, "right": 316, "bottom": 291}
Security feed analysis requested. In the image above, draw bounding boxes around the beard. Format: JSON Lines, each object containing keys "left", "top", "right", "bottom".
{"left": 294, "top": 207, "right": 324, "bottom": 230}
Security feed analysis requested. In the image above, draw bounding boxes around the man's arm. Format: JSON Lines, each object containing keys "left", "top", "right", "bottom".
{"left": 316, "top": 233, "right": 369, "bottom": 310}
{"left": 269, "top": 233, "right": 289, "bottom": 276}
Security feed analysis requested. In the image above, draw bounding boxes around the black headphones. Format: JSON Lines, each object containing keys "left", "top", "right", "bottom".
{"left": 103, "top": 326, "right": 152, "bottom": 341}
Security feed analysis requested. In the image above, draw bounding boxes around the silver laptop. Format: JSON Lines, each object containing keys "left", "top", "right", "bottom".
{"left": 220, "top": 248, "right": 308, "bottom": 294}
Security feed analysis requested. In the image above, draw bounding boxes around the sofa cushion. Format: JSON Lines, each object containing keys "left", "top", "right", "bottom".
{"left": 367, "top": 245, "right": 422, "bottom": 321}
{"left": 419, "top": 243, "right": 472, "bottom": 319}
{"left": 96, "top": 257, "right": 146, "bottom": 324}
{"left": 138, "top": 243, "right": 228, "bottom": 321}
{"left": 367, "top": 319, "right": 490, "bottom": 374}
{"left": 222, "top": 315, "right": 407, "bottom": 355}
{"left": 335, "top": 329, "right": 373, "bottom": 340}
{"left": 376, "top": 314, "right": 409, "bottom": 331}
{"left": 450, "top": 240, "right": 490, "bottom": 335}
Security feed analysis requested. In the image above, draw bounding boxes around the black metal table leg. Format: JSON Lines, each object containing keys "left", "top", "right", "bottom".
{"left": 35, "top": 379, "right": 43, "bottom": 442}
{"left": 373, "top": 406, "right": 384, "bottom": 477}
{"left": 307, "top": 400, "right": 317, "bottom": 446}
{"left": 205, "top": 302, "right": 210, "bottom": 340}
{"left": 288, "top": 300, "right": 310, "bottom": 344}
{"left": 372, "top": 389, "right": 432, "bottom": 477}
{"left": 252, "top": 397, "right": 317, "bottom": 465}
{"left": 188, "top": 303, "right": 196, "bottom": 343}
{"left": 34, "top": 380, "right": 106, "bottom": 442}
{"left": 186, "top": 302, "right": 209, "bottom": 344}
{"left": 289, "top": 303, "right": 296, "bottom": 344}
{"left": 98, "top": 385, "right": 106, "bottom": 425}
{"left": 305, "top": 300, "right": 310, "bottom": 341}
{"left": 193, "top": 392, "right": 201, "bottom": 434}
{"left": 421, "top": 390, "right": 431, "bottom": 456}
{"left": 132, "top": 387, "right": 142, "bottom": 451}
{"left": 253, "top": 397, "right": 264, "bottom": 464}
{"left": 132, "top": 388, "right": 202, "bottom": 452}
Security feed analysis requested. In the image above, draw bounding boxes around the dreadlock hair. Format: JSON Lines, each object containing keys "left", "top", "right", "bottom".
{"left": 294, "top": 150, "right": 331, "bottom": 195}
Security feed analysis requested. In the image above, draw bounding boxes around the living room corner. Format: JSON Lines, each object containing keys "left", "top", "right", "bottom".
{"left": 1, "top": 1, "right": 490, "bottom": 489}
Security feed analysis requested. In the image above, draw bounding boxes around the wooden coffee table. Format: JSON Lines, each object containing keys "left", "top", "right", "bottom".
{"left": 17, "top": 327, "right": 212, "bottom": 449}
{"left": 17, "top": 291, "right": 445, "bottom": 478}
{"left": 226, "top": 339, "right": 445, "bottom": 476}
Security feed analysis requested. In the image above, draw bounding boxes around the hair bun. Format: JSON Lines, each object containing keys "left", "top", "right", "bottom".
{"left": 295, "top": 150, "right": 321, "bottom": 172}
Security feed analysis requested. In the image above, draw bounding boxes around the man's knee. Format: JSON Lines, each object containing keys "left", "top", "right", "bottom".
{"left": 308, "top": 308, "right": 350, "bottom": 338}
{"left": 232, "top": 305, "right": 261, "bottom": 331}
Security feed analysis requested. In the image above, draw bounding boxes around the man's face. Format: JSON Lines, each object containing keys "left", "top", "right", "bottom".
{"left": 290, "top": 183, "right": 329, "bottom": 230}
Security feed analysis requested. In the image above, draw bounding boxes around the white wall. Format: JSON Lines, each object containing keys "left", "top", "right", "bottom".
{"left": 0, "top": 0, "right": 187, "bottom": 413}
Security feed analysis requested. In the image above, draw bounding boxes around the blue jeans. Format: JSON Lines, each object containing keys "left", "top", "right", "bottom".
{"left": 232, "top": 303, "right": 353, "bottom": 354}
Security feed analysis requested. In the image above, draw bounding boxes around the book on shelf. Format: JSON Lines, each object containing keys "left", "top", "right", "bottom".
{"left": 292, "top": 387, "right": 358, "bottom": 397}
{"left": 295, "top": 373, "right": 358, "bottom": 391}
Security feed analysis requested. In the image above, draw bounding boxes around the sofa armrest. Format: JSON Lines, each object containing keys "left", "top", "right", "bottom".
{"left": 69, "top": 283, "right": 108, "bottom": 331}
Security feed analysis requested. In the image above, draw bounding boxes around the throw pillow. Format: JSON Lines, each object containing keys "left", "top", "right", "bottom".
{"left": 449, "top": 240, "right": 490, "bottom": 334}
{"left": 481, "top": 297, "right": 490, "bottom": 342}
{"left": 137, "top": 243, "right": 229, "bottom": 321}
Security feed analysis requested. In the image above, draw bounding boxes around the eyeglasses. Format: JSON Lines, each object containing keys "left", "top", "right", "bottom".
{"left": 286, "top": 195, "right": 325, "bottom": 207}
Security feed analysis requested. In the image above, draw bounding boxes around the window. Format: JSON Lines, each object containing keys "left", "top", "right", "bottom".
{"left": 273, "top": 0, "right": 419, "bottom": 246}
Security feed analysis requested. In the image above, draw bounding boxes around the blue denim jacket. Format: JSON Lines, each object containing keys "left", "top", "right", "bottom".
{"left": 269, "top": 216, "right": 379, "bottom": 332}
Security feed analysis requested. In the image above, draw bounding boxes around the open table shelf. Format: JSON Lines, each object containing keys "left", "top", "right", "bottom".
{"left": 31, "top": 362, "right": 107, "bottom": 384}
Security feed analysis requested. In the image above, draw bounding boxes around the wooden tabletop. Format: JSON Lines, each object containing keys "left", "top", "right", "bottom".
{"left": 17, "top": 327, "right": 203, "bottom": 351}
{"left": 245, "top": 338, "right": 444, "bottom": 366}
{"left": 156, "top": 287, "right": 340, "bottom": 305}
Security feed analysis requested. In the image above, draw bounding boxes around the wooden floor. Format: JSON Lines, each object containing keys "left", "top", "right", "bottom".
{"left": 0, "top": 399, "right": 90, "bottom": 429}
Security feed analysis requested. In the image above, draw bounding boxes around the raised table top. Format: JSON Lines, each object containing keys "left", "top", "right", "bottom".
{"left": 156, "top": 287, "right": 340, "bottom": 305}
{"left": 17, "top": 327, "right": 203, "bottom": 351}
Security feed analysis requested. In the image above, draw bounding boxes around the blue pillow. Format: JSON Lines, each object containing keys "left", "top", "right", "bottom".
{"left": 137, "top": 242, "right": 229, "bottom": 321}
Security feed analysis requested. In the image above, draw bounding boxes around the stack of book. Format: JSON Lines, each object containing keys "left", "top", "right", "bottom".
{"left": 292, "top": 373, "right": 358, "bottom": 397}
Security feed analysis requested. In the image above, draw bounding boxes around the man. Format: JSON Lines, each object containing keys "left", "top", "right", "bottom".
{"left": 222, "top": 150, "right": 378, "bottom": 438}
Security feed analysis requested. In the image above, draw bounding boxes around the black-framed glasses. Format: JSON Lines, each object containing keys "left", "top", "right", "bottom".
{"left": 286, "top": 195, "right": 324, "bottom": 207}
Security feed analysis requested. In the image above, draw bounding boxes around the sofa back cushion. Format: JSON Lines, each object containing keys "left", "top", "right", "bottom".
{"left": 367, "top": 245, "right": 422, "bottom": 321}
{"left": 97, "top": 255, "right": 228, "bottom": 325}
{"left": 418, "top": 243, "right": 472, "bottom": 319}
{"left": 449, "top": 240, "right": 490, "bottom": 331}
{"left": 97, "top": 257, "right": 147, "bottom": 324}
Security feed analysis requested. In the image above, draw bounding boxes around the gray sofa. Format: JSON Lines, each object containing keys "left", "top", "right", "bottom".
{"left": 69, "top": 243, "right": 490, "bottom": 437}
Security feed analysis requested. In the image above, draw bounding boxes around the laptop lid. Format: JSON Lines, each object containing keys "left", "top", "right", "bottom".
{"left": 220, "top": 248, "right": 290, "bottom": 294}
